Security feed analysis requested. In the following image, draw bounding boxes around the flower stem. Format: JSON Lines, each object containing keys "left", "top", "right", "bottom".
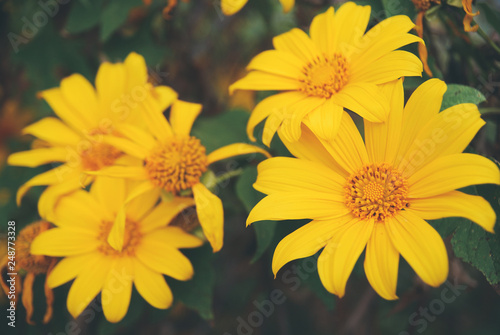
{"left": 477, "top": 27, "right": 500, "bottom": 55}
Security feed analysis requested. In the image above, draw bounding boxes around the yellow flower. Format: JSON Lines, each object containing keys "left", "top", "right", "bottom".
{"left": 462, "top": 0, "right": 479, "bottom": 32}
{"left": 0, "top": 221, "right": 56, "bottom": 324}
{"left": 221, "top": 0, "right": 294, "bottom": 16}
{"left": 247, "top": 78, "right": 500, "bottom": 299}
{"left": 88, "top": 94, "right": 270, "bottom": 252}
{"left": 7, "top": 52, "right": 174, "bottom": 219}
{"left": 229, "top": 2, "right": 423, "bottom": 145}
{"left": 30, "top": 177, "right": 203, "bottom": 323}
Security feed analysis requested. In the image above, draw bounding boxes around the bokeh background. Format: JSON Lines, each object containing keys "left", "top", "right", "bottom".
{"left": 1, "top": 0, "right": 500, "bottom": 334}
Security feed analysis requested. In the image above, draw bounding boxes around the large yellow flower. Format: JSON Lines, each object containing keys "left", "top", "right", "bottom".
{"left": 221, "top": 0, "right": 294, "bottom": 16}
{"left": 30, "top": 177, "right": 203, "bottom": 323}
{"left": 229, "top": 2, "right": 423, "bottom": 146}
{"left": 7, "top": 52, "right": 174, "bottom": 218}
{"left": 89, "top": 93, "right": 270, "bottom": 252}
{"left": 247, "top": 78, "right": 500, "bottom": 299}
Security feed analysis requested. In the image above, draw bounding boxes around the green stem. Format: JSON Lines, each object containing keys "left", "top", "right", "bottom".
{"left": 206, "top": 168, "right": 244, "bottom": 192}
{"left": 477, "top": 27, "right": 500, "bottom": 55}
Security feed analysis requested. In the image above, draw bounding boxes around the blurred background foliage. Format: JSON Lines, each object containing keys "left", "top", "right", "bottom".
{"left": 1, "top": 0, "right": 500, "bottom": 334}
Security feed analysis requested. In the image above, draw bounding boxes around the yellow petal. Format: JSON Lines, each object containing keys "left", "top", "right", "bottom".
{"left": 247, "top": 191, "right": 346, "bottom": 225}
{"left": 96, "top": 62, "right": 126, "bottom": 115}
{"left": 140, "top": 95, "right": 174, "bottom": 142}
{"left": 60, "top": 74, "right": 100, "bottom": 124}
{"left": 8, "top": 148, "right": 67, "bottom": 168}
{"left": 102, "top": 258, "right": 133, "bottom": 323}
{"left": 395, "top": 79, "right": 447, "bottom": 166}
{"left": 352, "top": 15, "right": 420, "bottom": 66}
{"left": 364, "top": 223, "right": 399, "bottom": 300}
{"left": 31, "top": 228, "right": 99, "bottom": 257}
{"left": 169, "top": 100, "right": 202, "bottom": 136}
{"left": 246, "top": 50, "right": 303, "bottom": 79}
{"left": 408, "top": 153, "right": 500, "bottom": 198}
{"left": 136, "top": 237, "right": 194, "bottom": 280}
{"left": 272, "top": 28, "right": 320, "bottom": 64}
{"left": 107, "top": 207, "right": 127, "bottom": 252}
{"left": 140, "top": 196, "right": 195, "bottom": 233}
{"left": 313, "top": 112, "right": 369, "bottom": 175}
{"left": 124, "top": 52, "right": 148, "bottom": 92}
{"left": 221, "top": 0, "right": 248, "bottom": 15}
{"left": 22, "top": 272, "right": 35, "bottom": 325}
{"left": 22, "top": 117, "right": 82, "bottom": 145}
{"left": 146, "top": 226, "right": 203, "bottom": 249}
{"left": 229, "top": 71, "right": 301, "bottom": 95}
{"left": 38, "top": 88, "right": 91, "bottom": 132}
{"left": 318, "top": 217, "right": 373, "bottom": 297}
{"left": 193, "top": 183, "right": 224, "bottom": 252}
{"left": 305, "top": 98, "right": 343, "bottom": 140}
{"left": 278, "top": 96, "right": 324, "bottom": 143}
{"left": 399, "top": 103, "right": 484, "bottom": 175}
{"left": 278, "top": 123, "right": 349, "bottom": 177}
{"left": 86, "top": 165, "right": 148, "bottom": 180}
{"left": 279, "top": 0, "right": 294, "bottom": 13}
{"left": 272, "top": 215, "right": 353, "bottom": 275}
{"left": 114, "top": 123, "right": 156, "bottom": 151}
{"left": 53, "top": 190, "right": 108, "bottom": 228}
{"left": 134, "top": 260, "right": 173, "bottom": 309}
{"left": 67, "top": 255, "right": 109, "bottom": 319}
{"left": 309, "top": 7, "right": 335, "bottom": 55}
{"left": 102, "top": 135, "right": 146, "bottom": 159}
{"left": 364, "top": 79, "right": 404, "bottom": 164}
{"left": 386, "top": 211, "right": 448, "bottom": 287}
{"left": 153, "top": 86, "right": 178, "bottom": 112}
{"left": 125, "top": 186, "right": 161, "bottom": 222}
{"left": 247, "top": 91, "right": 306, "bottom": 142}
{"left": 331, "top": 2, "right": 371, "bottom": 54}
{"left": 90, "top": 177, "right": 126, "bottom": 217}
{"left": 408, "top": 190, "right": 496, "bottom": 233}
{"left": 47, "top": 253, "right": 98, "bottom": 288}
{"left": 332, "top": 82, "right": 389, "bottom": 122}
{"left": 207, "top": 143, "right": 270, "bottom": 165}
{"left": 350, "top": 50, "right": 423, "bottom": 84}
{"left": 253, "top": 157, "right": 345, "bottom": 195}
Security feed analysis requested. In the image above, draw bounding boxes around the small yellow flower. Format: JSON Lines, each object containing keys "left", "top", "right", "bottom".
{"left": 7, "top": 53, "right": 174, "bottom": 219}
{"left": 30, "top": 178, "right": 203, "bottom": 323}
{"left": 230, "top": 2, "right": 423, "bottom": 145}
{"left": 221, "top": 0, "right": 294, "bottom": 16}
{"left": 88, "top": 93, "right": 270, "bottom": 252}
{"left": 0, "top": 221, "right": 56, "bottom": 324}
{"left": 247, "top": 78, "right": 500, "bottom": 299}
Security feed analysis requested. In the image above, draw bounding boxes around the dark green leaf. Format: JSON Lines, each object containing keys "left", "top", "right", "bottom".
{"left": 441, "top": 84, "right": 486, "bottom": 111}
{"left": 381, "top": 0, "right": 417, "bottom": 19}
{"left": 168, "top": 245, "right": 216, "bottom": 320}
{"left": 100, "top": 0, "right": 142, "bottom": 42}
{"left": 235, "top": 166, "right": 277, "bottom": 262}
{"left": 477, "top": 3, "right": 500, "bottom": 35}
{"left": 65, "top": 0, "right": 102, "bottom": 34}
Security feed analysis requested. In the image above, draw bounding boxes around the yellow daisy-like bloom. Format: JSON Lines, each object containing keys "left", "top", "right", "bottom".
{"left": 247, "top": 78, "right": 500, "bottom": 299}
{"left": 30, "top": 177, "right": 203, "bottom": 323}
{"left": 0, "top": 221, "right": 56, "bottom": 324}
{"left": 221, "top": 0, "right": 294, "bottom": 16}
{"left": 7, "top": 52, "right": 174, "bottom": 218}
{"left": 229, "top": 2, "right": 423, "bottom": 146}
{"left": 89, "top": 93, "right": 270, "bottom": 252}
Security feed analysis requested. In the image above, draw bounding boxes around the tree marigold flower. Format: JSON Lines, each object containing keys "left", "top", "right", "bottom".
{"left": 87, "top": 93, "right": 270, "bottom": 252}
{"left": 30, "top": 178, "right": 203, "bottom": 323}
{"left": 7, "top": 52, "right": 174, "bottom": 219}
{"left": 247, "top": 78, "right": 500, "bottom": 299}
{"left": 229, "top": 2, "right": 423, "bottom": 145}
{"left": 1, "top": 221, "right": 56, "bottom": 324}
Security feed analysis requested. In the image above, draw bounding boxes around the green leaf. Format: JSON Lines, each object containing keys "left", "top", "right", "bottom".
{"left": 440, "top": 84, "right": 486, "bottom": 111}
{"left": 477, "top": 3, "right": 500, "bottom": 35}
{"left": 167, "top": 245, "right": 216, "bottom": 320}
{"left": 235, "top": 166, "right": 277, "bottom": 262}
{"left": 381, "top": 0, "right": 417, "bottom": 19}
{"left": 65, "top": 0, "right": 102, "bottom": 34}
{"left": 100, "top": 0, "right": 142, "bottom": 42}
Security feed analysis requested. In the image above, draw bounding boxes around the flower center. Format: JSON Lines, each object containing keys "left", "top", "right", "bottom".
{"left": 80, "top": 129, "right": 122, "bottom": 171}
{"left": 300, "top": 53, "right": 349, "bottom": 98}
{"left": 98, "top": 220, "right": 141, "bottom": 256}
{"left": 344, "top": 163, "right": 409, "bottom": 222}
{"left": 145, "top": 136, "right": 208, "bottom": 193}
{"left": 17, "top": 221, "right": 55, "bottom": 274}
